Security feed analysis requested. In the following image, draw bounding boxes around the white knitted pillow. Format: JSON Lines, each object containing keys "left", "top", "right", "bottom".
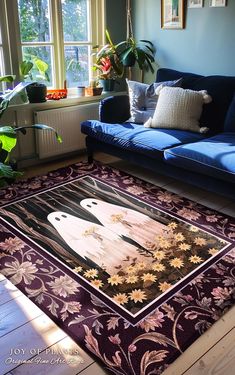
{"left": 144, "top": 86, "right": 212, "bottom": 133}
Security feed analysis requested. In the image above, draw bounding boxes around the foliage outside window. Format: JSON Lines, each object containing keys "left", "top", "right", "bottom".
{"left": 0, "top": 0, "right": 104, "bottom": 90}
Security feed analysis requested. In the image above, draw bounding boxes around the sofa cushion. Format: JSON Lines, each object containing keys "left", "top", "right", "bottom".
{"left": 224, "top": 94, "right": 235, "bottom": 132}
{"left": 164, "top": 133, "right": 235, "bottom": 183}
{"left": 144, "top": 86, "right": 211, "bottom": 133}
{"left": 126, "top": 78, "right": 182, "bottom": 124}
{"left": 81, "top": 120, "right": 205, "bottom": 158}
{"left": 156, "top": 68, "right": 235, "bottom": 133}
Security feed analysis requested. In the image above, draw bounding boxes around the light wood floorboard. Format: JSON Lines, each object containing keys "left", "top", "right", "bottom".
{"left": 0, "top": 152, "right": 234, "bottom": 375}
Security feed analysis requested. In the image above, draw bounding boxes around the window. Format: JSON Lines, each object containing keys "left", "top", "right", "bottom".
{"left": 0, "top": 27, "right": 4, "bottom": 78}
{"left": 1, "top": 0, "right": 104, "bottom": 89}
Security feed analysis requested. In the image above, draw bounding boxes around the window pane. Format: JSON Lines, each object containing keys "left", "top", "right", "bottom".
{"left": 65, "top": 45, "right": 89, "bottom": 87}
{"left": 64, "top": 46, "right": 90, "bottom": 87}
{"left": 0, "top": 48, "right": 4, "bottom": 91}
{"left": 22, "top": 46, "right": 53, "bottom": 86}
{"left": 18, "top": 0, "right": 51, "bottom": 42}
{"left": 62, "top": 0, "right": 89, "bottom": 42}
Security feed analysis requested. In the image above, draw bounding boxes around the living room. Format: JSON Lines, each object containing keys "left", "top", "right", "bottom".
{"left": 0, "top": 0, "right": 234, "bottom": 374}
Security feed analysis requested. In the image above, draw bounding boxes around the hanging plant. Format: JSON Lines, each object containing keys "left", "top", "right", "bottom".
{"left": 118, "top": 38, "right": 155, "bottom": 72}
{"left": 117, "top": 0, "right": 155, "bottom": 73}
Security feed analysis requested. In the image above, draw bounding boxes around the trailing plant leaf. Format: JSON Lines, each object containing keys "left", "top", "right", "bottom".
{"left": 1, "top": 82, "right": 33, "bottom": 102}
{"left": 20, "top": 61, "right": 33, "bottom": 77}
{"left": 0, "top": 133, "right": 17, "bottom": 153}
{"left": 30, "top": 124, "right": 63, "bottom": 143}
{"left": 0, "top": 75, "right": 61, "bottom": 188}
{"left": 0, "top": 75, "right": 16, "bottom": 83}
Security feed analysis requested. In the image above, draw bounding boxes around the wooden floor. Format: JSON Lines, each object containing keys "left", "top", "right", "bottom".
{"left": 0, "top": 152, "right": 235, "bottom": 375}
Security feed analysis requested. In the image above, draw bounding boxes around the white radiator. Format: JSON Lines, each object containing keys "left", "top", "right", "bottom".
{"left": 34, "top": 103, "right": 99, "bottom": 159}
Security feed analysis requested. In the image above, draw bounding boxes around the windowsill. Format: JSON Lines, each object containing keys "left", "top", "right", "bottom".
{"left": 8, "top": 90, "right": 127, "bottom": 111}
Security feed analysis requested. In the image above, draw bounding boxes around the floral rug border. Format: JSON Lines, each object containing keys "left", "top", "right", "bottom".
{"left": 0, "top": 161, "right": 235, "bottom": 375}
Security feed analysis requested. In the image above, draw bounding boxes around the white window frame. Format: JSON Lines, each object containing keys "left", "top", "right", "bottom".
{"left": 0, "top": 0, "right": 12, "bottom": 81}
{"left": 1, "top": 0, "right": 105, "bottom": 89}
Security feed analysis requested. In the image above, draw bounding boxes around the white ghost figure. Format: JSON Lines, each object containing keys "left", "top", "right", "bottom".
{"left": 80, "top": 199, "right": 167, "bottom": 251}
{"left": 47, "top": 211, "right": 152, "bottom": 274}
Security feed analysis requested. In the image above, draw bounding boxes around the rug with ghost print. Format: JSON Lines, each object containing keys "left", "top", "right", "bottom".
{"left": 0, "top": 162, "right": 235, "bottom": 374}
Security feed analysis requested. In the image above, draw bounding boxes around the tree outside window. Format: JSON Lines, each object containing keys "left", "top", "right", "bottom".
{"left": 17, "top": 0, "right": 100, "bottom": 88}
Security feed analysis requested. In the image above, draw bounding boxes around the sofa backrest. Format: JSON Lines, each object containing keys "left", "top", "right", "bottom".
{"left": 156, "top": 68, "right": 235, "bottom": 133}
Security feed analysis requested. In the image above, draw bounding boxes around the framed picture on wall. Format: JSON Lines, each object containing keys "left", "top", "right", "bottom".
{"left": 209, "top": 0, "right": 226, "bottom": 6}
{"left": 188, "top": 0, "right": 204, "bottom": 8}
{"left": 161, "top": 0, "right": 185, "bottom": 29}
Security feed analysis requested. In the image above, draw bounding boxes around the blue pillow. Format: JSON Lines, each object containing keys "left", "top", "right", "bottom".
{"left": 224, "top": 94, "right": 235, "bottom": 132}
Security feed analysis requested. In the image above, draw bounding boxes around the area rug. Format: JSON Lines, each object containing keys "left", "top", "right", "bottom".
{"left": 0, "top": 161, "right": 235, "bottom": 374}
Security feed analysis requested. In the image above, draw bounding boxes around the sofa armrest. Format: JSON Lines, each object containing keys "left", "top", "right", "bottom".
{"left": 99, "top": 95, "right": 130, "bottom": 123}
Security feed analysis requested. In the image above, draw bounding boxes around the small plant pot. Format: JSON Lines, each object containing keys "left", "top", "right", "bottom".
{"left": 77, "top": 86, "right": 86, "bottom": 96}
{"left": 26, "top": 83, "right": 47, "bottom": 103}
{"left": 99, "top": 79, "right": 115, "bottom": 92}
{"left": 85, "top": 87, "right": 103, "bottom": 96}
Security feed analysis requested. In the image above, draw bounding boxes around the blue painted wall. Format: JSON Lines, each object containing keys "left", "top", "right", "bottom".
{"left": 106, "top": 0, "right": 126, "bottom": 43}
{"left": 132, "top": 0, "right": 235, "bottom": 80}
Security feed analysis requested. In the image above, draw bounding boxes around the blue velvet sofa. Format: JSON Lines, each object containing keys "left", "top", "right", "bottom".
{"left": 81, "top": 68, "right": 235, "bottom": 200}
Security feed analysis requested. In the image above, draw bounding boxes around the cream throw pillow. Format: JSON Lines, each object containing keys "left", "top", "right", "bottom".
{"left": 144, "top": 86, "right": 212, "bottom": 133}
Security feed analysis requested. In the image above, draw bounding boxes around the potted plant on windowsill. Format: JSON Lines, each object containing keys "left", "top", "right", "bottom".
{"left": 92, "top": 30, "right": 124, "bottom": 92}
{"left": 20, "top": 57, "right": 50, "bottom": 103}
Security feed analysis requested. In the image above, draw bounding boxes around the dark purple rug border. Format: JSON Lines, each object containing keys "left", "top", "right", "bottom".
{"left": 1, "top": 172, "right": 234, "bottom": 325}
{"left": 0, "top": 161, "right": 235, "bottom": 375}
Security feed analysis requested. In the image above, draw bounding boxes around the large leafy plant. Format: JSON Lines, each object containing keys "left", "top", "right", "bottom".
{"left": 118, "top": 37, "right": 155, "bottom": 73}
{"left": 20, "top": 56, "right": 50, "bottom": 82}
{"left": 92, "top": 30, "right": 124, "bottom": 80}
{"left": 0, "top": 80, "right": 62, "bottom": 187}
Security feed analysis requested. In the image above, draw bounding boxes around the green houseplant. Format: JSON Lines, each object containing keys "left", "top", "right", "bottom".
{"left": 0, "top": 80, "right": 62, "bottom": 187}
{"left": 21, "top": 56, "right": 50, "bottom": 103}
{"left": 118, "top": 37, "right": 155, "bottom": 73}
{"left": 92, "top": 30, "right": 124, "bottom": 91}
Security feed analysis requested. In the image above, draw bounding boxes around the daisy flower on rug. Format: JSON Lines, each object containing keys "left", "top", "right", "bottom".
{"left": 189, "top": 255, "right": 204, "bottom": 264}
{"left": 174, "top": 232, "right": 185, "bottom": 242}
{"left": 107, "top": 274, "right": 123, "bottom": 286}
{"left": 90, "top": 279, "right": 104, "bottom": 288}
{"left": 83, "top": 268, "right": 99, "bottom": 279}
{"left": 125, "top": 265, "right": 137, "bottom": 274}
{"left": 141, "top": 273, "right": 157, "bottom": 282}
{"left": 208, "top": 248, "right": 219, "bottom": 256}
{"left": 135, "top": 262, "right": 147, "bottom": 271}
{"left": 194, "top": 237, "right": 207, "bottom": 246}
{"left": 152, "top": 263, "right": 166, "bottom": 272}
{"left": 179, "top": 243, "right": 191, "bottom": 251}
{"left": 153, "top": 250, "right": 166, "bottom": 260}
{"left": 159, "top": 281, "right": 172, "bottom": 292}
{"left": 170, "top": 258, "right": 184, "bottom": 269}
{"left": 113, "top": 293, "right": 129, "bottom": 305}
{"left": 125, "top": 275, "right": 139, "bottom": 284}
{"left": 129, "top": 289, "right": 147, "bottom": 303}
{"left": 168, "top": 222, "right": 178, "bottom": 230}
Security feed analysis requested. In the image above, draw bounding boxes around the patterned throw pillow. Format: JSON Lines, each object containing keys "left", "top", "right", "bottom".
{"left": 144, "top": 86, "right": 212, "bottom": 133}
{"left": 126, "top": 78, "right": 182, "bottom": 124}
